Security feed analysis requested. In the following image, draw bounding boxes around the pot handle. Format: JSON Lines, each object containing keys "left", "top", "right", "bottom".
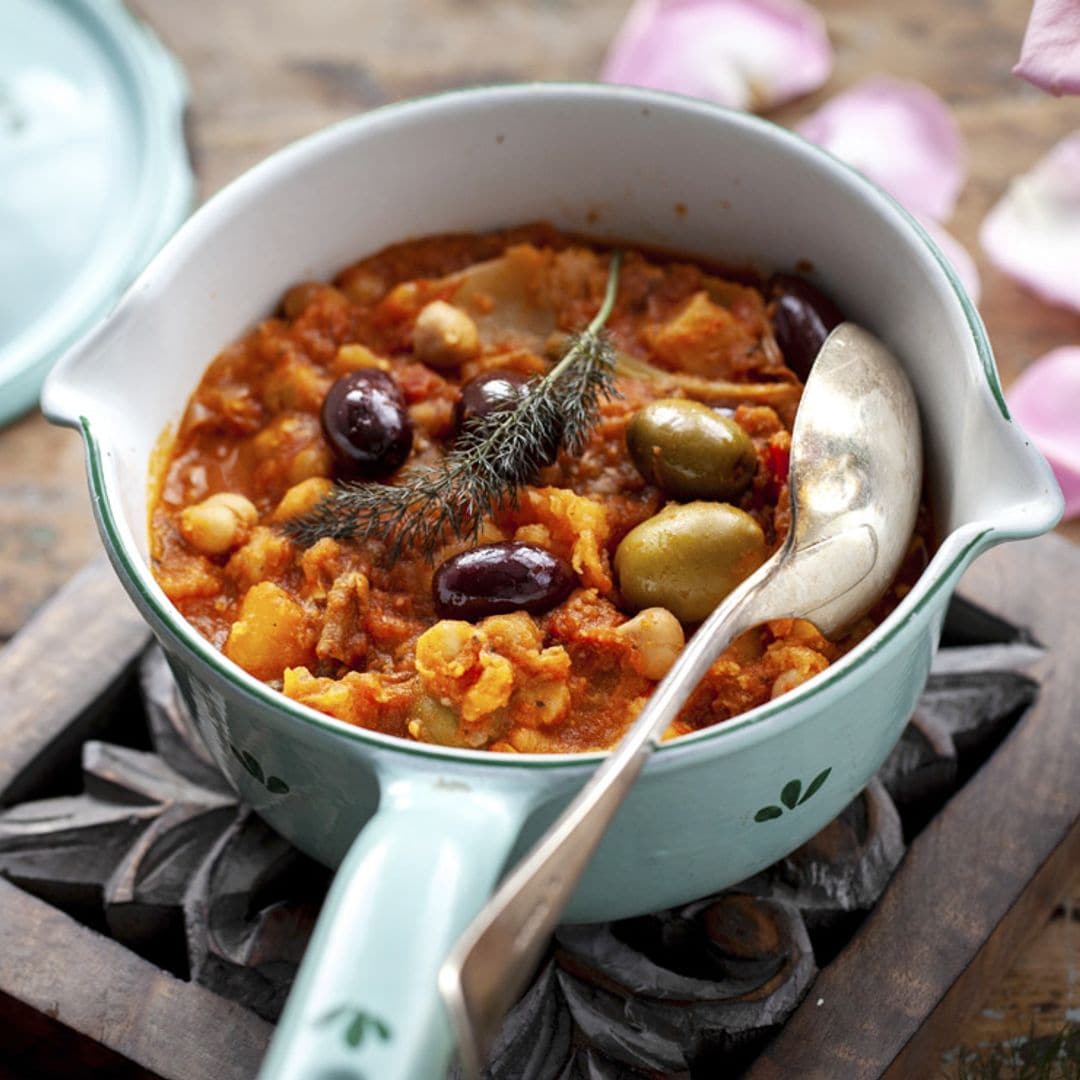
{"left": 258, "top": 775, "right": 530, "bottom": 1080}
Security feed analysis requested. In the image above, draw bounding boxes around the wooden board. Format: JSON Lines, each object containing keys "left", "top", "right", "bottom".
{"left": 0, "top": 877, "right": 271, "bottom": 1080}
{"left": 0, "top": 533, "right": 1075, "bottom": 1077}
{"left": 0, "top": 563, "right": 271, "bottom": 1080}
{"left": 0, "top": 558, "right": 148, "bottom": 806}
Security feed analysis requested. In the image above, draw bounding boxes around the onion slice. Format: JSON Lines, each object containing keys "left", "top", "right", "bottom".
{"left": 1008, "top": 347, "right": 1080, "bottom": 519}
{"left": 979, "top": 132, "right": 1080, "bottom": 313}
{"left": 615, "top": 351, "right": 802, "bottom": 426}
{"left": 1013, "top": 0, "right": 1080, "bottom": 96}
{"left": 600, "top": 0, "right": 832, "bottom": 112}
{"left": 797, "top": 76, "right": 966, "bottom": 222}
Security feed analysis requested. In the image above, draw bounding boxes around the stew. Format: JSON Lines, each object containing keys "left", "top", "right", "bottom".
{"left": 150, "top": 225, "right": 930, "bottom": 753}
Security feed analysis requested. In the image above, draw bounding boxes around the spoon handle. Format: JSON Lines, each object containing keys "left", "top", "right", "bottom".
{"left": 438, "top": 554, "right": 780, "bottom": 1079}
{"left": 439, "top": 523, "right": 880, "bottom": 1079}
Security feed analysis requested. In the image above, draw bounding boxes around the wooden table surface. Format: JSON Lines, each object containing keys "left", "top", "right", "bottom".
{"left": 1, "top": 0, "right": 1078, "bottom": 1068}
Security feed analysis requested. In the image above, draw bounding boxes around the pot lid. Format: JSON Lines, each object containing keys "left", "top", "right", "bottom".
{"left": 0, "top": 0, "right": 192, "bottom": 427}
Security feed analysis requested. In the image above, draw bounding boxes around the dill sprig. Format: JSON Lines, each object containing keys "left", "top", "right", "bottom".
{"left": 283, "top": 250, "right": 623, "bottom": 559}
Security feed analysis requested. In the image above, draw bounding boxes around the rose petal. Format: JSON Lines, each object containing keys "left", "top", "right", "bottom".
{"left": 915, "top": 214, "right": 982, "bottom": 304}
{"left": 600, "top": 0, "right": 833, "bottom": 112}
{"left": 1013, "top": 0, "right": 1080, "bottom": 96}
{"left": 979, "top": 132, "right": 1080, "bottom": 312}
{"left": 1007, "top": 347, "right": 1080, "bottom": 519}
{"left": 797, "top": 77, "right": 966, "bottom": 222}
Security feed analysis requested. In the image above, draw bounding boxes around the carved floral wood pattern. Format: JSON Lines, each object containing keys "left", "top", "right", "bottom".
{"left": 0, "top": 597, "right": 1041, "bottom": 1078}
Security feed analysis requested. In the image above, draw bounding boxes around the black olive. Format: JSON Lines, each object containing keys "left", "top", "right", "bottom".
{"left": 433, "top": 542, "right": 574, "bottom": 621}
{"left": 453, "top": 369, "right": 558, "bottom": 466}
{"left": 320, "top": 370, "right": 413, "bottom": 480}
{"left": 769, "top": 273, "right": 844, "bottom": 381}
{"left": 454, "top": 369, "right": 530, "bottom": 431}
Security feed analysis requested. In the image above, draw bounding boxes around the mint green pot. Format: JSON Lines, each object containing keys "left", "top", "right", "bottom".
{"left": 42, "top": 86, "right": 1062, "bottom": 1080}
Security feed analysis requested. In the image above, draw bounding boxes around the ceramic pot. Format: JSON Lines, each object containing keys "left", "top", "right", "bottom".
{"left": 42, "top": 85, "right": 1062, "bottom": 1080}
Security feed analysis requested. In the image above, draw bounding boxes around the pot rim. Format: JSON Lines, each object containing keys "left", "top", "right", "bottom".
{"left": 50, "top": 82, "right": 1059, "bottom": 772}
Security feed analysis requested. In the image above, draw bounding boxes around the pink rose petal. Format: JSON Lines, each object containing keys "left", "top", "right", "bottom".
{"left": 600, "top": 0, "right": 833, "bottom": 112}
{"left": 1014, "top": 0, "right": 1080, "bottom": 96}
{"left": 915, "top": 214, "right": 982, "bottom": 304}
{"left": 979, "top": 132, "right": 1080, "bottom": 313}
{"left": 1007, "top": 347, "right": 1080, "bottom": 519}
{"left": 797, "top": 77, "right": 966, "bottom": 222}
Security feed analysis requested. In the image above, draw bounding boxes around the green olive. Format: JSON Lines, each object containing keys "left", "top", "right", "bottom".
{"left": 626, "top": 399, "right": 757, "bottom": 501}
{"left": 614, "top": 501, "right": 767, "bottom": 622}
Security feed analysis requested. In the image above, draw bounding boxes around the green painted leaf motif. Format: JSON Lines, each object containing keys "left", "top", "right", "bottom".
{"left": 318, "top": 1007, "right": 393, "bottom": 1052}
{"left": 345, "top": 1014, "right": 367, "bottom": 1048}
{"left": 229, "top": 745, "right": 288, "bottom": 792}
{"left": 780, "top": 779, "right": 802, "bottom": 810}
{"left": 754, "top": 805, "right": 783, "bottom": 822}
{"left": 240, "top": 750, "right": 265, "bottom": 784}
{"left": 798, "top": 767, "right": 832, "bottom": 805}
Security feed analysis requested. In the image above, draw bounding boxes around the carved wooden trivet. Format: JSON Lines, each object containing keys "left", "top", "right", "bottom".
{"left": 0, "top": 560, "right": 1050, "bottom": 1079}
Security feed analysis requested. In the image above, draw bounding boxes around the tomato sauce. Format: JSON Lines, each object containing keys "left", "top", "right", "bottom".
{"left": 150, "top": 226, "right": 931, "bottom": 752}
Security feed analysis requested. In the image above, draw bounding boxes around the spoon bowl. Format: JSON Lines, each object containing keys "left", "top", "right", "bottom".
{"left": 440, "top": 321, "right": 923, "bottom": 1079}
{"left": 780, "top": 321, "right": 922, "bottom": 635}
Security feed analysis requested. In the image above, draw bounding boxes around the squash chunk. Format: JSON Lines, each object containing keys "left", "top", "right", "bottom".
{"left": 224, "top": 582, "right": 315, "bottom": 680}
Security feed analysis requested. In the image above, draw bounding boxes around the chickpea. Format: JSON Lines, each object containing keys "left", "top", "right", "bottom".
{"left": 280, "top": 281, "right": 347, "bottom": 320}
{"left": 334, "top": 344, "right": 391, "bottom": 374}
{"left": 338, "top": 268, "right": 386, "bottom": 305}
{"left": 227, "top": 527, "right": 293, "bottom": 589}
{"left": 516, "top": 679, "right": 571, "bottom": 729}
{"left": 413, "top": 300, "right": 480, "bottom": 368}
{"left": 383, "top": 280, "right": 421, "bottom": 317}
{"left": 287, "top": 445, "right": 333, "bottom": 486}
{"left": 251, "top": 414, "right": 320, "bottom": 460}
{"left": 281, "top": 281, "right": 323, "bottom": 320}
{"left": 408, "top": 397, "right": 456, "bottom": 438}
{"left": 615, "top": 607, "right": 685, "bottom": 680}
{"left": 507, "top": 727, "right": 562, "bottom": 753}
{"left": 261, "top": 359, "right": 329, "bottom": 412}
{"left": 416, "top": 619, "right": 476, "bottom": 671}
{"left": 179, "top": 492, "right": 258, "bottom": 556}
{"left": 272, "top": 477, "right": 334, "bottom": 522}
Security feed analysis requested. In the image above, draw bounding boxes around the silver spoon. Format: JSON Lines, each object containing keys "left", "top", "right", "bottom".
{"left": 439, "top": 322, "right": 922, "bottom": 1079}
